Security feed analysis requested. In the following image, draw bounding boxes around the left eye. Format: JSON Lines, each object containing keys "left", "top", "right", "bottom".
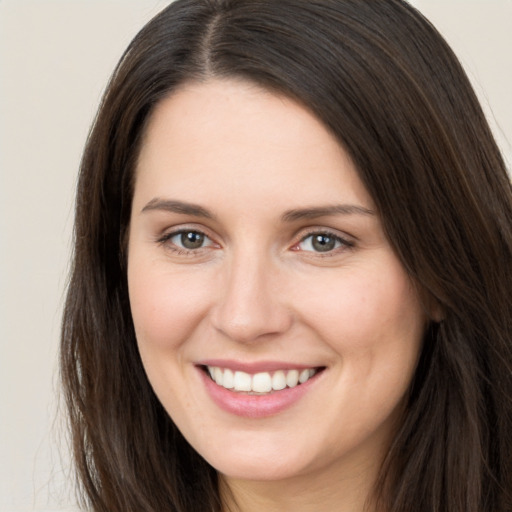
{"left": 168, "top": 230, "right": 214, "bottom": 250}
{"left": 297, "top": 232, "right": 346, "bottom": 253}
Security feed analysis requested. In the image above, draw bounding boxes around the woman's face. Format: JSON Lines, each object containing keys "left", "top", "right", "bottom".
{"left": 128, "top": 79, "right": 426, "bottom": 486}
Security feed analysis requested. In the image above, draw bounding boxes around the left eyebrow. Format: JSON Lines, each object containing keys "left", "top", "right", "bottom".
{"left": 281, "top": 204, "right": 375, "bottom": 222}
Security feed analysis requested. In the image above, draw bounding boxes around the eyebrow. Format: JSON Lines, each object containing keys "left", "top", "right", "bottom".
{"left": 141, "top": 198, "right": 375, "bottom": 222}
{"left": 281, "top": 204, "right": 375, "bottom": 222}
{"left": 141, "top": 198, "right": 215, "bottom": 219}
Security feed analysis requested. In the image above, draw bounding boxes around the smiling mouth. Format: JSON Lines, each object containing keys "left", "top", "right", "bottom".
{"left": 203, "top": 366, "right": 324, "bottom": 395}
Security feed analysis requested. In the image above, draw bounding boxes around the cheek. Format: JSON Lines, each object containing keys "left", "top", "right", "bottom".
{"left": 298, "top": 262, "right": 424, "bottom": 436}
{"left": 127, "top": 258, "right": 212, "bottom": 352}
{"left": 300, "top": 262, "right": 423, "bottom": 345}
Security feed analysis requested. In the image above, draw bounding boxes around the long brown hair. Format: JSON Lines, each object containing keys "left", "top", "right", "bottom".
{"left": 61, "top": 1, "right": 512, "bottom": 510}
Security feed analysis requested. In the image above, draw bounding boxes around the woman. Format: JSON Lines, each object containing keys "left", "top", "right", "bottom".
{"left": 61, "top": 1, "right": 512, "bottom": 511}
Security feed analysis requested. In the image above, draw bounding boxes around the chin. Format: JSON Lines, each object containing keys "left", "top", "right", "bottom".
{"left": 199, "top": 439, "right": 319, "bottom": 483}
{"left": 216, "top": 459, "right": 303, "bottom": 482}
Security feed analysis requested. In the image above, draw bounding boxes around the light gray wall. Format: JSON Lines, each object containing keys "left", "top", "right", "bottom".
{"left": 0, "top": 1, "right": 510, "bottom": 510}
{"left": 415, "top": 0, "right": 512, "bottom": 168}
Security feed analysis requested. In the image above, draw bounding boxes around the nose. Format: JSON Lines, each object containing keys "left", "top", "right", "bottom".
{"left": 211, "top": 251, "right": 293, "bottom": 344}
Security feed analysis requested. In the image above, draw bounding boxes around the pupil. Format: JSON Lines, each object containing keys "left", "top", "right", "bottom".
{"left": 312, "top": 234, "right": 335, "bottom": 252}
{"left": 181, "top": 231, "right": 204, "bottom": 249}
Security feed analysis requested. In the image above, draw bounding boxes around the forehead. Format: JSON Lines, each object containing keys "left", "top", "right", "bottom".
{"left": 134, "top": 79, "right": 373, "bottom": 213}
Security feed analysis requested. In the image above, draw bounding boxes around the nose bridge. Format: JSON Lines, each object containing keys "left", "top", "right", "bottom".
{"left": 212, "top": 243, "right": 291, "bottom": 343}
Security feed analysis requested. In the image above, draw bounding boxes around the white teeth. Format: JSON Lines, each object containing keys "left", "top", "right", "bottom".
{"left": 206, "top": 366, "right": 319, "bottom": 393}
{"left": 286, "top": 369, "right": 299, "bottom": 388}
{"left": 223, "top": 368, "right": 234, "bottom": 389}
{"left": 214, "top": 367, "right": 223, "bottom": 386}
{"left": 233, "top": 371, "right": 252, "bottom": 392}
{"left": 299, "top": 369, "right": 310, "bottom": 384}
{"left": 272, "top": 370, "right": 287, "bottom": 391}
{"left": 252, "top": 372, "right": 272, "bottom": 393}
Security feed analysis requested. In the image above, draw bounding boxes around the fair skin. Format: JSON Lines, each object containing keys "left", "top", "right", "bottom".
{"left": 127, "top": 79, "right": 426, "bottom": 512}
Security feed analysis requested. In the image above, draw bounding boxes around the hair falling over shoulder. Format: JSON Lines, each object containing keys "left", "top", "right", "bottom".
{"left": 61, "top": 1, "right": 512, "bottom": 511}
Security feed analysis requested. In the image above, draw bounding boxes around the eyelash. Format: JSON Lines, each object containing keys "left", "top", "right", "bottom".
{"left": 156, "top": 228, "right": 354, "bottom": 256}
{"left": 157, "top": 229, "right": 216, "bottom": 256}
{"left": 294, "top": 229, "right": 354, "bottom": 256}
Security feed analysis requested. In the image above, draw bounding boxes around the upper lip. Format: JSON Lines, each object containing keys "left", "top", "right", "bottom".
{"left": 196, "top": 359, "right": 323, "bottom": 374}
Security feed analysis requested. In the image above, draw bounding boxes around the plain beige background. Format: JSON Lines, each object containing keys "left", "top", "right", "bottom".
{"left": 0, "top": 1, "right": 510, "bottom": 511}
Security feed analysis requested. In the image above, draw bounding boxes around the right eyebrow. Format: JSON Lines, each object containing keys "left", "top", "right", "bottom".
{"left": 141, "top": 198, "right": 215, "bottom": 219}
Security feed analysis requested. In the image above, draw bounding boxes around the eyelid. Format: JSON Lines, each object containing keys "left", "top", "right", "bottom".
{"left": 155, "top": 224, "right": 354, "bottom": 256}
{"left": 156, "top": 224, "right": 220, "bottom": 252}
{"left": 291, "top": 227, "right": 355, "bottom": 254}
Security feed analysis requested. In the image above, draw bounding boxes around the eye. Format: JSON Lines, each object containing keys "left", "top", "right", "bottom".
{"left": 160, "top": 229, "right": 216, "bottom": 251}
{"left": 296, "top": 232, "right": 352, "bottom": 253}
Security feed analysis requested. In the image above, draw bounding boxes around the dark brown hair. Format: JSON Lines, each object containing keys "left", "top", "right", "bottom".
{"left": 61, "top": 1, "right": 512, "bottom": 510}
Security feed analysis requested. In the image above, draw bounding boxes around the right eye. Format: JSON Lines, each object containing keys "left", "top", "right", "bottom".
{"left": 159, "top": 229, "right": 216, "bottom": 252}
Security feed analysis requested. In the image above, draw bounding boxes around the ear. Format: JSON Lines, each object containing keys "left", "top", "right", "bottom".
{"left": 417, "top": 284, "right": 445, "bottom": 323}
{"left": 422, "top": 292, "right": 445, "bottom": 323}
{"left": 429, "top": 301, "right": 445, "bottom": 323}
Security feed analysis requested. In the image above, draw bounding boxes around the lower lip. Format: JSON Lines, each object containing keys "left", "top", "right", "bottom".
{"left": 198, "top": 368, "right": 321, "bottom": 419}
